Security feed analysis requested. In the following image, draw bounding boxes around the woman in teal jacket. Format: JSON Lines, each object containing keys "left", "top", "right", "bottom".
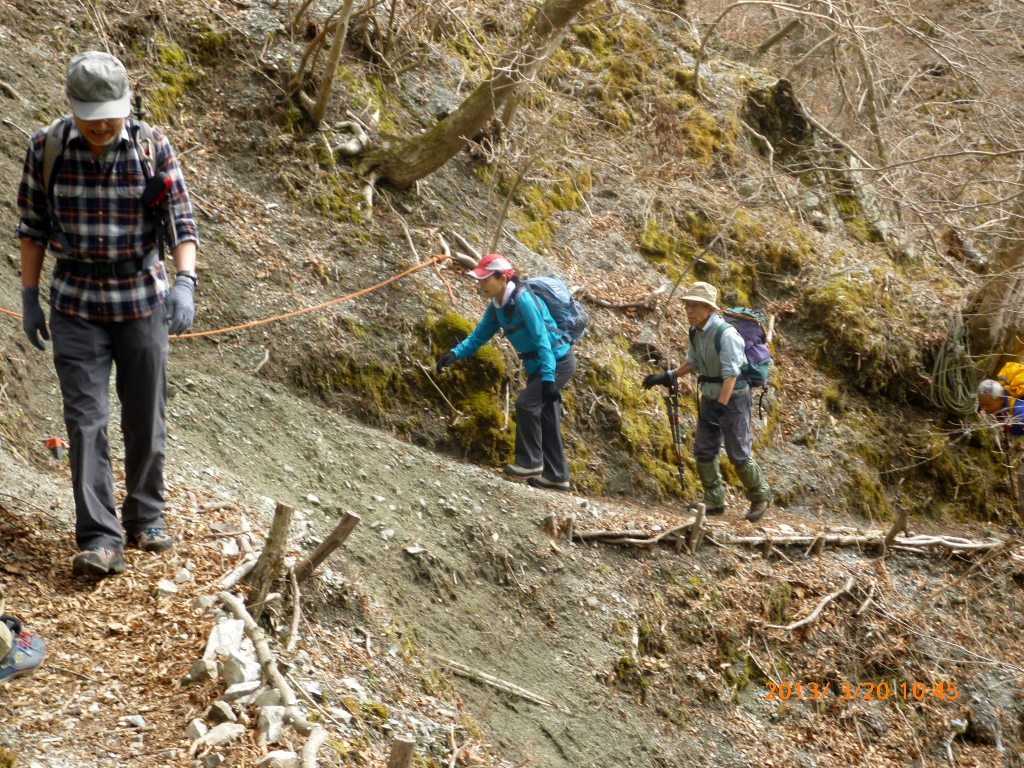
{"left": 436, "top": 254, "right": 576, "bottom": 491}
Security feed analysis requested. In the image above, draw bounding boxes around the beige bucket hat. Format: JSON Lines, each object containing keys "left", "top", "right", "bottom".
{"left": 680, "top": 281, "right": 719, "bottom": 311}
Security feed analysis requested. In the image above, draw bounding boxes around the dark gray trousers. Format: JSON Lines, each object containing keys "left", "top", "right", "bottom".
{"left": 49, "top": 306, "right": 168, "bottom": 551}
{"left": 515, "top": 349, "right": 576, "bottom": 483}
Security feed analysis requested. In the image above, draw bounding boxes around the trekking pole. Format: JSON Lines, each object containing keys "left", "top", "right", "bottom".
{"left": 663, "top": 375, "right": 687, "bottom": 493}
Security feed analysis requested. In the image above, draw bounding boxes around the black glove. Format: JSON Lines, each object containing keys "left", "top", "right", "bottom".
{"left": 21, "top": 287, "right": 49, "bottom": 351}
{"left": 436, "top": 351, "right": 457, "bottom": 375}
{"left": 642, "top": 370, "right": 676, "bottom": 390}
{"left": 165, "top": 275, "right": 196, "bottom": 335}
{"left": 542, "top": 380, "right": 560, "bottom": 404}
{"left": 705, "top": 400, "right": 729, "bottom": 427}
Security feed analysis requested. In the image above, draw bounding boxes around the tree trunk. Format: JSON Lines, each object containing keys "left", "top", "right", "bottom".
{"left": 967, "top": 191, "right": 1024, "bottom": 375}
{"left": 363, "top": 0, "right": 595, "bottom": 187}
{"left": 297, "top": 0, "right": 359, "bottom": 128}
{"left": 246, "top": 501, "right": 295, "bottom": 620}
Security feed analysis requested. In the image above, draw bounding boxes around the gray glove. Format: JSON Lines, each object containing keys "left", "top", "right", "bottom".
{"left": 165, "top": 275, "right": 196, "bottom": 335}
{"left": 21, "top": 287, "right": 49, "bottom": 351}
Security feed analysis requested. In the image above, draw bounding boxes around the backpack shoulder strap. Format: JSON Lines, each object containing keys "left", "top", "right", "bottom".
{"left": 713, "top": 321, "right": 727, "bottom": 353}
{"left": 42, "top": 116, "right": 72, "bottom": 196}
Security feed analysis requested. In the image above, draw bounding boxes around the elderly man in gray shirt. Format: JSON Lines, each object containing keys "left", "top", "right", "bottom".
{"left": 643, "top": 281, "right": 771, "bottom": 522}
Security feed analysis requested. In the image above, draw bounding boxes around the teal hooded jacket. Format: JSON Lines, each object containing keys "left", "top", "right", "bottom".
{"left": 452, "top": 284, "right": 570, "bottom": 382}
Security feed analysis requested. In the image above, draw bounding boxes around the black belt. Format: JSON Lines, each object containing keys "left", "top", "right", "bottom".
{"left": 55, "top": 251, "right": 160, "bottom": 278}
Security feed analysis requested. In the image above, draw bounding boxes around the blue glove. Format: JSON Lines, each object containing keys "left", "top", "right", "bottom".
{"left": 21, "top": 287, "right": 49, "bottom": 351}
{"left": 165, "top": 275, "right": 196, "bottom": 335}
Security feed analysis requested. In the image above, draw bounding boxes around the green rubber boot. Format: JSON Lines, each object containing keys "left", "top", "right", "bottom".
{"left": 695, "top": 458, "right": 726, "bottom": 509}
{"left": 734, "top": 458, "right": 771, "bottom": 503}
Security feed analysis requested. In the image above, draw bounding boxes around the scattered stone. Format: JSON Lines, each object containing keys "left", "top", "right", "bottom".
{"left": 341, "top": 676, "right": 367, "bottom": 698}
{"left": 181, "top": 658, "right": 218, "bottom": 686}
{"left": 185, "top": 560, "right": 197, "bottom": 570}
{"left": 382, "top": 529, "right": 395, "bottom": 541}
{"left": 257, "top": 751, "right": 300, "bottom": 768}
{"left": 222, "top": 651, "right": 262, "bottom": 686}
{"left": 126, "top": 714, "right": 146, "bottom": 728}
{"left": 328, "top": 707, "right": 353, "bottom": 724}
{"left": 204, "top": 620, "right": 246, "bottom": 660}
{"left": 224, "top": 680, "right": 262, "bottom": 702}
{"left": 208, "top": 701, "right": 237, "bottom": 724}
{"left": 186, "top": 719, "right": 208, "bottom": 740}
{"left": 405, "top": 546, "right": 424, "bottom": 555}
{"left": 222, "top": 538, "right": 240, "bottom": 556}
{"left": 303, "top": 680, "right": 323, "bottom": 700}
{"left": 254, "top": 687, "right": 282, "bottom": 707}
{"left": 205, "top": 753, "right": 226, "bottom": 767}
{"left": 193, "top": 722, "right": 246, "bottom": 750}
{"left": 257, "top": 705, "right": 286, "bottom": 742}
{"left": 586, "top": 596, "right": 600, "bottom": 608}
{"left": 307, "top": 494, "right": 320, "bottom": 505}
{"left": 155, "top": 579, "right": 178, "bottom": 598}
{"left": 194, "top": 595, "right": 218, "bottom": 611}
{"left": 174, "top": 568, "right": 192, "bottom": 584}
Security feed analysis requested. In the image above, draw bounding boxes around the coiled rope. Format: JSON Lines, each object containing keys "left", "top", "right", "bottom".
{"left": 930, "top": 309, "right": 979, "bottom": 418}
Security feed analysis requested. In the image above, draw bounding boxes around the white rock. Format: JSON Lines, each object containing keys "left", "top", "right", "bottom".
{"left": 328, "top": 707, "right": 353, "bottom": 724}
{"left": 192, "top": 722, "right": 245, "bottom": 752}
{"left": 341, "top": 676, "right": 367, "bottom": 698}
{"left": 193, "top": 595, "right": 218, "bottom": 611}
{"left": 203, "top": 620, "right": 245, "bottom": 660}
{"left": 223, "top": 680, "right": 261, "bottom": 702}
{"left": 382, "top": 529, "right": 395, "bottom": 541}
{"left": 208, "top": 701, "right": 236, "bottom": 723}
{"left": 778, "top": 524, "right": 796, "bottom": 534}
{"left": 307, "top": 494, "right": 320, "bottom": 505}
{"left": 257, "top": 705, "right": 286, "bottom": 742}
{"left": 174, "top": 568, "right": 192, "bottom": 584}
{"left": 155, "top": 579, "right": 178, "bottom": 598}
{"left": 127, "top": 714, "right": 146, "bottom": 728}
{"left": 222, "top": 538, "right": 240, "bottom": 556}
{"left": 257, "top": 751, "right": 300, "bottom": 768}
{"left": 586, "top": 596, "right": 600, "bottom": 608}
{"left": 185, "top": 719, "right": 208, "bottom": 740}
{"left": 221, "top": 652, "right": 262, "bottom": 687}
{"left": 254, "top": 687, "right": 282, "bottom": 707}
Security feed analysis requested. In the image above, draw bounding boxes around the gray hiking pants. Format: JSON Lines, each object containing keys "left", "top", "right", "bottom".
{"left": 516, "top": 349, "right": 576, "bottom": 483}
{"left": 693, "top": 387, "right": 770, "bottom": 507}
{"left": 50, "top": 306, "right": 168, "bottom": 551}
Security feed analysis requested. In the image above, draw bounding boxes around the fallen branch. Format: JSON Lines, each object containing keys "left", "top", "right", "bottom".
{"left": 433, "top": 655, "right": 570, "bottom": 713}
{"left": 253, "top": 348, "right": 271, "bottom": 374}
{"left": 574, "top": 284, "right": 667, "bottom": 311}
{"left": 295, "top": 512, "right": 361, "bottom": 582}
{"left": 247, "top": 501, "right": 295, "bottom": 619}
{"left": 451, "top": 232, "right": 481, "bottom": 263}
{"left": 286, "top": 568, "right": 302, "bottom": 653}
{"left": 201, "top": 500, "right": 240, "bottom": 512}
{"left": 417, "top": 363, "right": 462, "bottom": 416}
{"left": 853, "top": 582, "right": 876, "bottom": 618}
{"left": 766, "top": 576, "right": 855, "bottom": 632}
{"left": 216, "top": 552, "right": 260, "bottom": 590}
{"left": 332, "top": 120, "right": 370, "bottom": 156}
{"left": 0, "top": 80, "right": 28, "bottom": 104}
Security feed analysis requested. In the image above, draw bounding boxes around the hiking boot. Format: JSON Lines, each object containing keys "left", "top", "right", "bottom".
{"left": 0, "top": 616, "right": 46, "bottom": 684}
{"left": 746, "top": 498, "right": 771, "bottom": 523}
{"left": 503, "top": 464, "right": 543, "bottom": 478}
{"left": 72, "top": 547, "right": 126, "bottom": 577}
{"left": 527, "top": 476, "right": 570, "bottom": 492}
{"left": 129, "top": 527, "right": 174, "bottom": 553}
{"left": 689, "top": 504, "right": 725, "bottom": 516}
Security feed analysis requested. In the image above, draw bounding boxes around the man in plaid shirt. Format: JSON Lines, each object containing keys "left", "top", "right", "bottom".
{"left": 17, "top": 52, "right": 199, "bottom": 577}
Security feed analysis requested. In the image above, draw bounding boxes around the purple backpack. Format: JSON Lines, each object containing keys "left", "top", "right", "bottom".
{"left": 688, "top": 307, "right": 772, "bottom": 387}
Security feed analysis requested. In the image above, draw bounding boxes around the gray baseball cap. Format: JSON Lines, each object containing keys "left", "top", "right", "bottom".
{"left": 66, "top": 51, "right": 131, "bottom": 121}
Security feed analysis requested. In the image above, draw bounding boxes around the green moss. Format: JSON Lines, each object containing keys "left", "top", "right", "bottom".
{"left": 146, "top": 38, "right": 203, "bottom": 122}
{"left": 360, "top": 701, "right": 390, "bottom": 723}
{"left": 765, "top": 583, "right": 792, "bottom": 624}
{"left": 679, "top": 107, "right": 733, "bottom": 160}
{"left": 158, "top": 43, "right": 186, "bottom": 67}
{"left": 517, "top": 220, "right": 557, "bottom": 253}
{"left": 313, "top": 174, "right": 364, "bottom": 224}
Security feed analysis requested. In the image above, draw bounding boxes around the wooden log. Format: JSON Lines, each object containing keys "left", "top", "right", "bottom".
{"left": 543, "top": 513, "right": 559, "bottom": 537}
{"left": 201, "top": 500, "right": 239, "bottom": 512}
{"left": 880, "top": 508, "right": 908, "bottom": 556}
{"left": 687, "top": 504, "right": 705, "bottom": 553}
{"left": 386, "top": 736, "right": 416, "bottom": 768}
{"left": 294, "top": 511, "right": 361, "bottom": 583}
{"left": 565, "top": 513, "right": 576, "bottom": 543}
{"left": 434, "top": 655, "right": 570, "bottom": 713}
{"left": 574, "top": 529, "right": 646, "bottom": 540}
{"left": 247, "top": 502, "right": 295, "bottom": 619}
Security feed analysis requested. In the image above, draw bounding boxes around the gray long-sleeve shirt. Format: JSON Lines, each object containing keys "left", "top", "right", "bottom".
{"left": 686, "top": 312, "right": 748, "bottom": 401}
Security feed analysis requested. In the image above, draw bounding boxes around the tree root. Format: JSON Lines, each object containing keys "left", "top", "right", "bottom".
{"left": 765, "top": 576, "right": 855, "bottom": 632}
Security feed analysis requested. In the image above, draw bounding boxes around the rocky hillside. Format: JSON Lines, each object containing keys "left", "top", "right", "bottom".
{"left": 2, "top": 0, "right": 1024, "bottom": 766}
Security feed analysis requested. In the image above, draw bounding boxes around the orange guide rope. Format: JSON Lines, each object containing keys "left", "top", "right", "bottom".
{"left": 0, "top": 254, "right": 449, "bottom": 339}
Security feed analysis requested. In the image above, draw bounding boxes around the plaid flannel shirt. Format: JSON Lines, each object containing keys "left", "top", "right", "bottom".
{"left": 16, "top": 118, "right": 199, "bottom": 322}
